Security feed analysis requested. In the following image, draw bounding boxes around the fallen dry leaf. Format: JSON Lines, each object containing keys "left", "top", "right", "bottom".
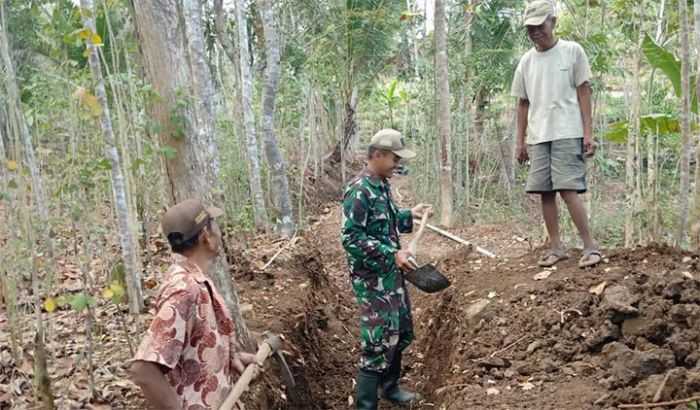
{"left": 589, "top": 281, "right": 607, "bottom": 296}
{"left": 533, "top": 271, "right": 553, "bottom": 280}
{"left": 19, "top": 357, "right": 33, "bottom": 376}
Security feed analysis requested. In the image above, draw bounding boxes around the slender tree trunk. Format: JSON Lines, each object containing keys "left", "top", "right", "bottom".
{"left": 1, "top": 6, "right": 53, "bottom": 405}
{"left": 309, "top": 82, "right": 320, "bottom": 179}
{"left": 691, "top": 0, "right": 700, "bottom": 249}
{"left": 495, "top": 118, "right": 514, "bottom": 200}
{"left": 0, "top": 104, "right": 9, "bottom": 154}
{"left": 219, "top": 0, "right": 269, "bottom": 230}
{"left": 101, "top": 1, "right": 140, "bottom": 245}
{"left": 344, "top": 86, "right": 359, "bottom": 152}
{"left": 132, "top": 0, "right": 251, "bottom": 347}
{"left": 330, "top": 85, "right": 359, "bottom": 168}
{"left": 465, "top": 0, "right": 473, "bottom": 55}
{"left": 214, "top": 0, "right": 267, "bottom": 229}
{"left": 463, "top": 3, "right": 473, "bottom": 208}
{"left": 648, "top": 128, "right": 659, "bottom": 241}
{"left": 22, "top": 206, "right": 54, "bottom": 408}
{"left": 0, "top": 1, "right": 49, "bottom": 230}
{"left": 435, "top": 0, "right": 453, "bottom": 227}
{"left": 81, "top": 0, "right": 143, "bottom": 315}
{"left": 656, "top": 0, "right": 667, "bottom": 43}
{"left": 256, "top": 0, "right": 294, "bottom": 237}
{"left": 408, "top": 0, "right": 420, "bottom": 79}
{"left": 182, "top": 0, "right": 222, "bottom": 184}
{"left": 317, "top": 91, "right": 331, "bottom": 179}
{"left": 678, "top": 0, "right": 692, "bottom": 247}
{"left": 0, "top": 112, "right": 21, "bottom": 365}
{"left": 75, "top": 192, "right": 96, "bottom": 399}
{"left": 624, "top": 51, "right": 641, "bottom": 248}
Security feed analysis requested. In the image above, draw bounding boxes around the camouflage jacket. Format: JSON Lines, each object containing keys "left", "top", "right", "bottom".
{"left": 341, "top": 168, "right": 413, "bottom": 276}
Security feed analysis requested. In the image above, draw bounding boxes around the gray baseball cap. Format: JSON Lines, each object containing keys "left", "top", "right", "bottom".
{"left": 369, "top": 129, "right": 416, "bottom": 159}
{"left": 523, "top": 0, "right": 555, "bottom": 26}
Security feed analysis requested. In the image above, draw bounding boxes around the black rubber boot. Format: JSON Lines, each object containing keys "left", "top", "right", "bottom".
{"left": 380, "top": 352, "right": 421, "bottom": 406}
{"left": 356, "top": 369, "right": 380, "bottom": 410}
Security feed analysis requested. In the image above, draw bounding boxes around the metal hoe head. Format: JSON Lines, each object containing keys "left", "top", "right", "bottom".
{"left": 404, "top": 263, "right": 451, "bottom": 293}
{"left": 262, "top": 331, "right": 296, "bottom": 388}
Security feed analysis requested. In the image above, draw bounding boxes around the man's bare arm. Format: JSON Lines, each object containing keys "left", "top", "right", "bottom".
{"left": 516, "top": 98, "right": 530, "bottom": 163}
{"left": 576, "top": 81, "right": 596, "bottom": 156}
{"left": 129, "top": 361, "right": 181, "bottom": 409}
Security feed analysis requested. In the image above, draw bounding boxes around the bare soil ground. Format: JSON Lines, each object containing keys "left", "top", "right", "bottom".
{"left": 3, "top": 173, "right": 700, "bottom": 410}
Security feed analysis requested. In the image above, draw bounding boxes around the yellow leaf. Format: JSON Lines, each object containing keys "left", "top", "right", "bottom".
{"left": 102, "top": 288, "right": 114, "bottom": 299}
{"left": 83, "top": 48, "right": 91, "bottom": 58}
{"left": 91, "top": 104, "right": 103, "bottom": 117}
{"left": 110, "top": 282, "right": 125, "bottom": 298}
{"left": 44, "top": 297, "right": 57, "bottom": 312}
{"left": 78, "top": 28, "right": 92, "bottom": 40}
{"left": 91, "top": 34, "right": 102, "bottom": 45}
{"left": 73, "top": 87, "right": 101, "bottom": 114}
{"left": 85, "top": 93, "right": 99, "bottom": 108}
{"left": 6, "top": 160, "right": 19, "bottom": 171}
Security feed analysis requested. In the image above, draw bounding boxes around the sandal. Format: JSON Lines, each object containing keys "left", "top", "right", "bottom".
{"left": 538, "top": 249, "right": 569, "bottom": 267}
{"left": 579, "top": 249, "right": 603, "bottom": 268}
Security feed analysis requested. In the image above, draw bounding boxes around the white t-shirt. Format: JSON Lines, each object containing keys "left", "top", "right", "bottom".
{"left": 511, "top": 39, "right": 592, "bottom": 145}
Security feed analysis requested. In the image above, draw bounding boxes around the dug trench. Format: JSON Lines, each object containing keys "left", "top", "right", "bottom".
{"left": 239, "top": 202, "right": 700, "bottom": 409}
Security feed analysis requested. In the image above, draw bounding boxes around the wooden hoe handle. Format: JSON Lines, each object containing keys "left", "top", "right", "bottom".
{"left": 219, "top": 341, "right": 272, "bottom": 410}
{"left": 407, "top": 210, "right": 430, "bottom": 257}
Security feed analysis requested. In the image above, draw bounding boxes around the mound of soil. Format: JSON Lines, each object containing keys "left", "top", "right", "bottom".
{"left": 408, "top": 244, "right": 700, "bottom": 409}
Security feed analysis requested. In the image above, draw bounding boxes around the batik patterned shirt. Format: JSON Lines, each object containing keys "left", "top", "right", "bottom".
{"left": 133, "top": 254, "right": 236, "bottom": 409}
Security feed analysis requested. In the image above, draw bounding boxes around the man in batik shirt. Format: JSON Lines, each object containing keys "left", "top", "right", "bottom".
{"left": 129, "top": 199, "right": 260, "bottom": 409}
{"left": 341, "top": 128, "right": 431, "bottom": 409}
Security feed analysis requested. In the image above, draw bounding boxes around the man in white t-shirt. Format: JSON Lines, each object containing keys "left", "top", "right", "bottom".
{"left": 511, "top": 0, "right": 602, "bottom": 268}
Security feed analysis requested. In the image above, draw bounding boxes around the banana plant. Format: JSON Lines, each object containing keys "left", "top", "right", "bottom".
{"left": 380, "top": 80, "right": 400, "bottom": 128}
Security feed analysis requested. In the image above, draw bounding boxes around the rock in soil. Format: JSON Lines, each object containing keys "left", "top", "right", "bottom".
{"left": 599, "top": 342, "right": 669, "bottom": 389}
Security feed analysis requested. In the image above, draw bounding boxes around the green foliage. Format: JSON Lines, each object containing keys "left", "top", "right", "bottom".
{"left": 605, "top": 114, "right": 684, "bottom": 144}
{"left": 380, "top": 80, "right": 399, "bottom": 109}
{"left": 169, "top": 88, "right": 194, "bottom": 139}
{"left": 642, "top": 34, "right": 698, "bottom": 113}
{"left": 461, "top": 0, "right": 525, "bottom": 96}
{"left": 44, "top": 291, "right": 97, "bottom": 314}
{"left": 307, "top": 0, "right": 405, "bottom": 99}
{"left": 592, "top": 155, "right": 623, "bottom": 177}
{"left": 102, "top": 280, "right": 125, "bottom": 305}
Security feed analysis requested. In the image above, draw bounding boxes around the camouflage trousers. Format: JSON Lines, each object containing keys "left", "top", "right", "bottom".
{"left": 350, "top": 268, "right": 414, "bottom": 372}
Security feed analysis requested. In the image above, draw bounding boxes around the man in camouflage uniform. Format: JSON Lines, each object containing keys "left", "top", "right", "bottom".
{"left": 341, "top": 128, "right": 431, "bottom": 409}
